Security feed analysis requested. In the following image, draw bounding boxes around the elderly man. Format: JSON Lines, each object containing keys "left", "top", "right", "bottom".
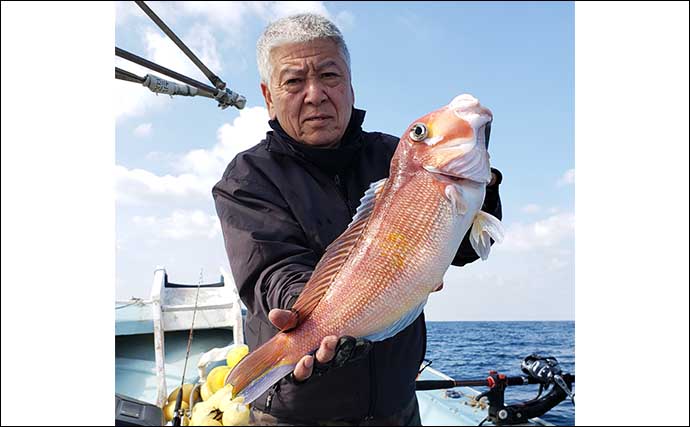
{"left": 213, "top": 13, "right": 502, "bottom": 426}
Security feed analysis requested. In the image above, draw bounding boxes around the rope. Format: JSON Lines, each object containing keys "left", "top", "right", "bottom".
{"left": 115, "top": 297, "right": 150, "bottom": 310}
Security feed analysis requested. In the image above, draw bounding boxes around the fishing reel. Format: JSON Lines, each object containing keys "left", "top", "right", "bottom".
{"left": 521, "top": 353, "right": 575, "bottom": 404}
{"left": 476, "top": 354, "right": 575, "bottom": 426}
{"left": 521, "top": 354, "right": 560, "bottom": 384}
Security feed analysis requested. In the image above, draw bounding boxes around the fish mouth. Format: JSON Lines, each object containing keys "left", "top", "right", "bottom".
{"left": 423, "top": 164, "right": 488, "bottom": 185}
{"left": 422, "top": 165, "right": 467, "bottom": 182}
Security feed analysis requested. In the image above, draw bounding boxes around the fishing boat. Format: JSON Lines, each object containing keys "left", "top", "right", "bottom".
{"left": 115, "top": 268, "right": 565, "bottom": 426}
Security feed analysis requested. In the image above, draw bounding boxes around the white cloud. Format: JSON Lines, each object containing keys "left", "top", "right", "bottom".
{"left": 188, "top": 24, "right": 223, "bottom": 72}
{"left": 117, "top": 1, "right": 184, "bottom": 30}
{"left": 429, "top": 208, "right": 575, "bottom": 320}
{"left": 212, "top": 107, "right": 272, "bottom": 168}
{"left": 268, "top": 1, "right": 331, "bottom": 20}
{"left": 176, "top": 2, "right": 335, "bottom": 37}
{"left": 115, "top": 55, "right": 172, "bottom": 121}
{"left": 175, "top": 106, "right": 271, "bottom": 177}
{"left": 115, "top": 1, "right": 142, "bottom": 27}
{"left": 499, "top": 212, "right": 575, "bottom": 252}
{"left": 557, "top": 168, "right": 575, "bottom": 186}
{"left": 132, "top": 209, "right": 221, "bottom": 240}
{"left": 145, "top": 151, "right": 178, "bottom": 163}
{"left": 521, "top": 203, "right": 541, "bottom": 214}
{"left": 116, "top": 106, "right": 270, "bottom": 206}
{"left": 427, "top": 243, "right": 574, "bottom": 321}
{"left": 334, "top": 10, "right": 355, "bottom": 32}
{"left": 144, "top": 26, "right": 222, "bottom": 83}
{"left": 547, "top": 256, "right": 570, "bottom": 271}
{"left": 115, "top": 165, "right": 211, "bottom": 206}
{"left": 133, "top": 123, "right": 152, "bottom": 137}
{"left": 179, "top": 1, "right": 255, "bottom": 30}
{"left": 175, "top": 148, "right": 225, "bottom": 179}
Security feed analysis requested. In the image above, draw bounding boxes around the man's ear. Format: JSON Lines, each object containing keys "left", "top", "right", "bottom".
{"left": 261, "top": 83, "right": 275, "bottom": 118}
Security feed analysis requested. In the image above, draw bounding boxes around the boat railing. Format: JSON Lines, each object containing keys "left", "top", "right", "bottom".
{"left": 148, "top": 267, "right": 244, "bottom": 407}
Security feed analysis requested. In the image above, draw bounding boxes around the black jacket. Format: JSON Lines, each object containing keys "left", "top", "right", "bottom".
{"left": 212, "top": 108, "right": 502, "bottom": 423}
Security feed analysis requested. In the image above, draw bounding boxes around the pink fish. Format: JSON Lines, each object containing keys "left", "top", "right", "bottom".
{"left": 226, "top": 94, "right": 504, "bottom": 403}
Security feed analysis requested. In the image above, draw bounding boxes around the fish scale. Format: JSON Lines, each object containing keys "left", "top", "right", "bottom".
{"left": 281, "top": 172, "right": 460, "bottom": 358}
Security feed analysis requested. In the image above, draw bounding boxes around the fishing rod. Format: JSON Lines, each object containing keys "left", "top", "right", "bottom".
{"left": 115, "top": 1, "right": 246, "bottom": 110}
{"left": 171, "top": 269, "right": 204, "bottom": 427}
{"left": 416, "top": 373, "right": 575, "bottom": 390}
{"left": 416, "top": 354, "right": 575, "bottom": 426}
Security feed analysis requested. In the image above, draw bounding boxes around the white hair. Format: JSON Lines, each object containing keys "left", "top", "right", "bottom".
{"left": 256, "top": 13, "right": 351, "bottom": 85}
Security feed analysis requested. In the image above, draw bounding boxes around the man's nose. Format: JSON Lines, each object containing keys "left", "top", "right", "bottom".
{"left": 304, "top": 78, "right": 327, "bottom": 105}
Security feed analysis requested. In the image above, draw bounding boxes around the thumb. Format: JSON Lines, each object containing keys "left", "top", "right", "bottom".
{"left": 268, "top": 308, "right": 298, "bottom": 331}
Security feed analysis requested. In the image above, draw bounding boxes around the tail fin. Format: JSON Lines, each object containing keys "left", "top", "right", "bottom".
{"left": 224, "top": 332, "right": 295, "bottom": 405}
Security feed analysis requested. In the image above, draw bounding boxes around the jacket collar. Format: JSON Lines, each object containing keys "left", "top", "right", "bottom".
{"left": 266, "top": 108, "right": 367, "bottom": 176}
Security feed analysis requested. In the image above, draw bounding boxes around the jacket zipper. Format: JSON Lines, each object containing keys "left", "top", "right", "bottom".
{"left": 332, "top": 173, "right": 354, "bottom": 217}
{"left": 292, "top": 155, "right": 353, "bottom": 218}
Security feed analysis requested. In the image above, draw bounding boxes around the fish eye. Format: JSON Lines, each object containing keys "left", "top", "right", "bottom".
{"left": 409, "top": 123, "right": 428, "bottom": 142}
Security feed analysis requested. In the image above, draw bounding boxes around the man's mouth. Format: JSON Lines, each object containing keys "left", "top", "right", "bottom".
{"left": 304, "top": 115, "right": 333, "bottom": 123}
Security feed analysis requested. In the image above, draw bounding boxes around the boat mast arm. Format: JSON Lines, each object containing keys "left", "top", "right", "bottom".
{"left": 115, "top": 1, "right": 246, "bottom": 110}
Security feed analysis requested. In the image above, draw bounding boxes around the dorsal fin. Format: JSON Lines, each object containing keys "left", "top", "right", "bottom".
{"left": 286, "top": 178, "right": 388, "bottom": 330}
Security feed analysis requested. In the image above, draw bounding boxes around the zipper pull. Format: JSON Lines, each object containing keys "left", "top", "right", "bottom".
{"left": 333, "top": 174, "right": 341, "bottom": 186}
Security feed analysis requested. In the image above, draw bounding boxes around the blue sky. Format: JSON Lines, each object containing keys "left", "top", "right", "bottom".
{"left": 115, "top": 1, "right": 574, "bottom": 320}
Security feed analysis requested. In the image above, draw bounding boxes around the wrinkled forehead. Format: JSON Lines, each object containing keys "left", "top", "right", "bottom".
{"left": 270, "top": 39, "right": 349, "bottom": 73}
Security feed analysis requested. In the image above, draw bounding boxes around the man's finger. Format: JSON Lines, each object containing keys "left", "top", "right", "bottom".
{"left": 268, "top": 308, "right": 298, "bottom": 331}
{"left": 292, "top": 355, "right": 314, "bottom": 382}
{"left": 315, "top": 336, "right": 338, "bottom": 364}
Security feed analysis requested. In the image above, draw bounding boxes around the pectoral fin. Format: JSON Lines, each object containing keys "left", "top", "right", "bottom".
{"left": 444, "top": 184, "right": 468, "bottom": 215}
{"left": 470, "top": 211, "right": 505, "bottom": 260}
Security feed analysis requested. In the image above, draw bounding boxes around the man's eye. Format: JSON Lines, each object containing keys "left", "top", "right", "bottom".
{"left": 322, "top": 72, "right": 338, "bottom": 78}
{"left": 285, "top": 78, "right": 302, "bottom": 85}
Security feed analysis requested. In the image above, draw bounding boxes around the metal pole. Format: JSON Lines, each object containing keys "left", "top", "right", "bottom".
{"left": 115, "top": 47, "right": 216, "bottom": 97}
{"left": 115, "top": 67, "right": 145, "bottom": 84}
{"left": 134, "top": 0, "right": 225, "bottom": 90}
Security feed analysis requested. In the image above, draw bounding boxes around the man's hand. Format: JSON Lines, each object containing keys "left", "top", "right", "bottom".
{"left": 268, "top": 308, "right": 339, "bottom": 382}
{"left": 489, "top": 171, "right": 497, "bottom": 187}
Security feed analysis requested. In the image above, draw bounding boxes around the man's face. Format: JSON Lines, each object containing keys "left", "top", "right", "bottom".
{"left": 261, "top": 39, "right": 354, "bottom": 147}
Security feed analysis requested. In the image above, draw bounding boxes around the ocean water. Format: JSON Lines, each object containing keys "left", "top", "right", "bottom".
{"left": 425, "top": 321, "right": 575, "bottom": 426}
